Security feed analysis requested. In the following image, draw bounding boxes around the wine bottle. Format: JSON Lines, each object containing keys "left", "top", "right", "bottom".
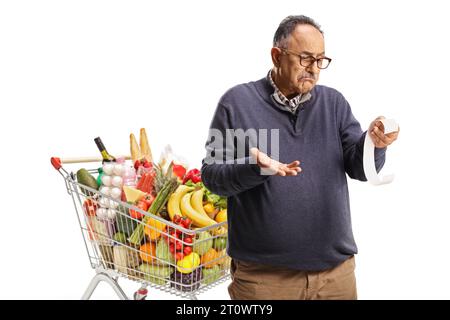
{"left": 94, "top": 137, "right": 116, "bottom": 163}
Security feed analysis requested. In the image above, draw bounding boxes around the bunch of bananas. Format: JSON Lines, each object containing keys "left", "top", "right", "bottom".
{"left": 167, "top": 185, "right": 218, "bottom": 228}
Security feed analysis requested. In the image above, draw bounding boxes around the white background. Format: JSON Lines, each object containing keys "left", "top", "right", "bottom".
{"left": 1, "top": 0, "right": 449, "bottom": 299}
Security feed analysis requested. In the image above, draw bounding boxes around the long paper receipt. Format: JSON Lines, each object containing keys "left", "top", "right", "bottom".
{"left": 363, "top": 119, "right": 399, "bottom": 185}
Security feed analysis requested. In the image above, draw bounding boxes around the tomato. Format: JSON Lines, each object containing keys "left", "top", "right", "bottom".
{"left": 183, "top": 246, "right": 192, "bottom": 255}
{"left": 175, "top": 240, "right": 183, "bottom": 251}
{"left": 175, "top": 252, "right": 185, "bottom": 261}
{"left": 173, "top": 215, "right": 182, "bottom": 224}
{"left": 181, "top": 218, "right": 192, "bottom": 229}
{"left": 142, "top": 194, "right": 155, "bottom": 207}
{"left": 83, "top": 199, "right": 98, "bottom": 216}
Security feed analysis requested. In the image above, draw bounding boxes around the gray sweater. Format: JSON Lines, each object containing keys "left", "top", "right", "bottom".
{"left": 201, "top": 77, "right": 386, "bottom": 271}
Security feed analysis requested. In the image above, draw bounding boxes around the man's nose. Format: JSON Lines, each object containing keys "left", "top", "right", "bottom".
{"left": 306, "top": 61, "right": 320, "bottom": 75}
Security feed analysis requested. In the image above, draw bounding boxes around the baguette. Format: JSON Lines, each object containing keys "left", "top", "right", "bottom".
{"left": 130, "top": 133, "right": 141, "bottom": 162}
{"left": 139, "top": 128, "right": 153, "bottom": 163}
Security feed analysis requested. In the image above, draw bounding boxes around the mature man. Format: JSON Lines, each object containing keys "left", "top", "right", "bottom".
{"left": 201, "top": 15, "right": 399, "bottom": 300}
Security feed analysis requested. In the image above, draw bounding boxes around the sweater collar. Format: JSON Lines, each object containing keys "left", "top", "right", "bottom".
{"left": 255, "top": 74, "right": 315, "bottom": 113}
{"left": 267, "top": 69, "right": 312, "bottom": 114}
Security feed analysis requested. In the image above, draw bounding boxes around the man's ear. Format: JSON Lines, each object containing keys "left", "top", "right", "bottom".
{"left": 271, "top": 47, "right": 282, "bottom": 67}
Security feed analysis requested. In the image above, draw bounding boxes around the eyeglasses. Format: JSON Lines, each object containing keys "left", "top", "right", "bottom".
{"left": 281, "top": 48, "right": 332, "bottom": 69}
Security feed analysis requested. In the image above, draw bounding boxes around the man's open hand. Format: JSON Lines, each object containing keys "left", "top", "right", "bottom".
{"left": 250, "top": 147, "right": 302, "bottom": 176}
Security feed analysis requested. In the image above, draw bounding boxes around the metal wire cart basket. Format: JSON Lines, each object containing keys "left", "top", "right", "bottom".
{"left": 51, "top": 156, "right": 230, "bottom": 300}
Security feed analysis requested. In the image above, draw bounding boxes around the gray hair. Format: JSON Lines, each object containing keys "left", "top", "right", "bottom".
{"left": 273, "top": 15, "right": 323, "bottom": 48}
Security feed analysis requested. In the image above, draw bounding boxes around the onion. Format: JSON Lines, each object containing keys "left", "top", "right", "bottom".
{"left": 101, "top": 175, "right": 112, "bottom": 187}
{"left": 99, "top": 186, "right": 110, "bottom": 196}
{"left": 109, "top": 199, "right": 119, "bottom": 209}
{"left": 106, "top": 209, "right": 116, "bottom": 219}
{"left": 113, "top": 164, "right": 124, "bottom": 176}
{"left": 96, "top": 207, "right": 108, "bottom": 219}
{"left": 103, "top": 163, "right": 114, "bottom": 175}
{"left": 111, "top": 176, "right": 123, "bottom": 187}
{"left": 110, "top": 187, "right": 122, "bottom": 199}
{"left": 98, "top": 197, "right": 110, "bottom": 208}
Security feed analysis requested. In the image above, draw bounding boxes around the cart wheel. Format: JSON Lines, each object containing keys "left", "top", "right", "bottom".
{"left": 133, "top": 288, "right": 148, "bottom": 300}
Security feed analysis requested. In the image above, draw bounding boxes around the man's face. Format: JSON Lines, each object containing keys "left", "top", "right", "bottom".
{"left": 274, "top": 24, "right": 326, "bottom": 96}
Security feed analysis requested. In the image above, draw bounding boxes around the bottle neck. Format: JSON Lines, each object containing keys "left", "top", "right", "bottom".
{"left": 94, "top": 137, "right": 115, "bottom": 162}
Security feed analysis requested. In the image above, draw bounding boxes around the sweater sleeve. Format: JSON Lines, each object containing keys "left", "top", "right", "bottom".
{"left": 338, "top": 96, "right": 386, "bottom": 181}
{"left": 201, "top": 103, "right": 270, "bottom": 197}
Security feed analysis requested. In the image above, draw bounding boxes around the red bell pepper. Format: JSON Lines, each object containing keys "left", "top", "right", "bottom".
{"left": 190, "top": 174, "right": 201, "bottom": 183}
{"left": 188, "top": 169, "right": 200, "bottom": 176}
{"left": 182, "top": 168, "right": 202, "bottom": 184}
{"left": 129, "top": 200, "right": 149, "bottom": 220}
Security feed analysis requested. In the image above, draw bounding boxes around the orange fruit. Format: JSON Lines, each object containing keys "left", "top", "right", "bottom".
{"left": 215, "top": 209, "right": 227, "bottom": 223}
{"left": 201, "top": 248, "right": 220, "bottom": 268}
{"left": 139, "top": 242, "right": 156, "bottom": 263}
{"left": 203, "top": 203, "right": 215, "bottom": 214}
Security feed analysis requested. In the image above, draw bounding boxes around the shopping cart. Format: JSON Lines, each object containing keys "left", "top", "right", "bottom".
{"left": 51, "top": 156, "right": 231, "bottom": 300}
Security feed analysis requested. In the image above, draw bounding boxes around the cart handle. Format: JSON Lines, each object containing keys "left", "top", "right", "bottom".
{"left": 51, "top": 156, "right": 131, "bottom": 170}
